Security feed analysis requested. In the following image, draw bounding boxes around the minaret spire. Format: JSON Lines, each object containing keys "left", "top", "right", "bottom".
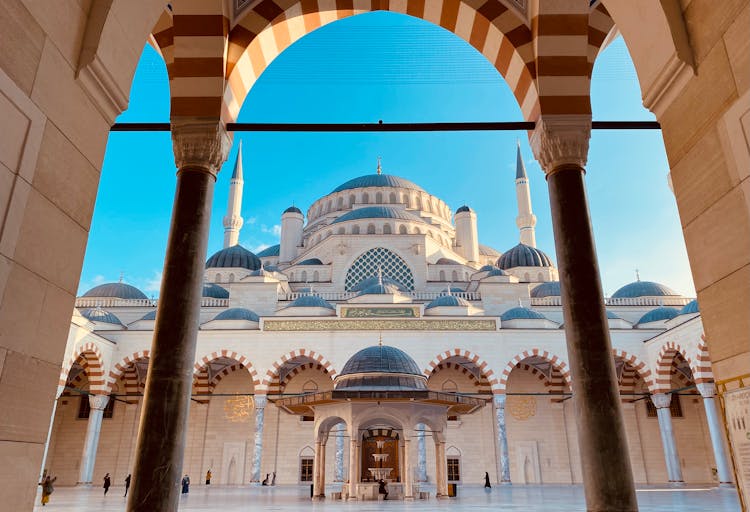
{"left": 514, "top": 140, "right": 537, "bottom": 247}
{"left": 376, "top": 156, "right": 382, "bottom": 175}
{"left": 223, "top": 141, "right": 245, "bottom": 248}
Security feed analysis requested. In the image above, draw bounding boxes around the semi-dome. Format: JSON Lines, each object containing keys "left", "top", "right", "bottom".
{"left": 298, "top": 258, "right": 324, "bottom": 265}
{"left": 606, "top": 310, "right": 621, "bottom": 319}
{"left": 203, "top": 283, "right": 229, "bottom": 298}
{"left": 139, "top": 310, "right": 157, "bottom": 321}
{"left": 351, "top": 276, "right": 408, "bottom": 293}
{"left": 435, "top": 257, "right": 460, "bottom": 265}
{"left": 332, "top": 174, "right": 425, "bottom": 194}
{"left": 612, "top": 281, "right": 678, "bottom": 299}
{"left": 336, "top": 345, "right": 427, "bottom": 391}
{"left": 456, "top": 205, "right": 473, "bottom": 213}
{"left": 332, "top": 206, "right": 424, "bottom": 224}
{"left": 80, "top": 308, "right": 122, "bottom": 325}
{"left": 214, "top": 307, "right": 259, "bottom": 322}
{"left": 284, "top": 206, "right": 302, "bottom": 214}
{"left": 256, "top": 244, "right": 280, "bottom": 257}
{"left": 479, "top": 244, "right": 501, "bottom": 257}
{"left": 484, "top": 269, "right": 508, "bottom": 277}
{"left": 287, "top": 295, "right": 335, "bottom": 310}
{"left": 531, "top": 281, "right": 561, "bottom": 298}
{"left": 425, "top": 295, "right": 470, "bottom": 309}
{"left": 497, "top": 243, "right": 553, "bottom": 269}
{"left": 501, "top": 306, "right": 547, "bottom": 321}
{"left": 679, "top": 299, "right": 699, "bottom": 315}
{"left": 82, "top": 282, "right": 148, "bottom": 300}
{"left": 206, "top": 244, "right": 261, "bottom": 270}
{"left": 638, "top": 307, "right": 680, "bottom": 324}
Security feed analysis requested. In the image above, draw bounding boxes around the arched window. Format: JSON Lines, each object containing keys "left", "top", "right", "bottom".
{"left": 362, "top": 193, "right": 369, "bottom": 204}
{"left": 345, "top": 247, "right": 415, "bottom": 291}
{"left": 399, "top": 225, "right": 407, "bottom": 234}
{"left": 326, "top": 230, "right": 332, "bottom": 238}
{"left": 338, "top": 227, "right": 345, "bottom": 235}
{"left": 303, "top": 380, "right": 318, "bottom": 393}
{"left": 337, "top": 197, "right": 344, "bottom": 209}
{"left": 228, "top": 273, "right": 235, "bottom": 283}
{"left": 376, "top": 192, "right": 383, "bottom": 203}
{"left": 439, "top": 270, "right": 446, "bottom": 281}
{"left": 301, "top": 270, "right": 308, "bottom": 282}
{"left": 538, "top": 272, "right": 544, "bottom": 281}
{"left": 413, "top": 227, "right": 421, "bottom": 234}
{"left": 313, "top": 271, "right": 319, "bottom": 282}
{"left": 367, "top": 224, "right": 376, "bottom": 234}
{"left": 352, "top": 225, "right": 360, "bottom": 234}
{"left": 327, "top": 200, "right": 332, "bottom": 212}
{"left": 383, "top": 224, "right": 392, "bottom": 234}
{"left": 442, "top": 379, "right": 458, "bottom": 392}
{"left": 524, "top": 272, "right": 530, "bottom": 281}
{"left": 389, "top": 192, "right": 397, "bottom": 203}
{"left": 349, "top": 194, "right": 356, "bottom": 207}
{"left": 452, "top": 270, "right": 458, "bottom": 281}
{"left": 215, "top": 273, "right": 222, "bottom": 283}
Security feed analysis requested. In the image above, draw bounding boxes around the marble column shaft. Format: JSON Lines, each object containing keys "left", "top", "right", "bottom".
{"left": 493, "top": 394, "right": 511, "bottom": 483}
{"left": 435, "top": 441, "right": 448, "bottom": 497}
{"left": 652, "top": 393, "right": 683, "bottom": 482}
{"left": 127, "top": 121, "right": 229, "bottom": 512}
{"left": 697, "top": 383, "right": 733, "bottom": 484}
{"left": 78, "top": 394, "right": 110, "bottom": 484}
{"left": 251, "top": 395, "right": 267, "bottom": 482}
{"left": 335, "top": 423, "right": 344, "bottom": 482}
{"left": 348, "top": 440, "right": 358, "bottom": 499}
{"left": 403, "top": 439, "right": 414, "bottom": 499}
{"left": 532, "top": 116, "right": 638, "bottom": 511}
{"left": 416, "top": 423, "right": 427, "bottom": 481}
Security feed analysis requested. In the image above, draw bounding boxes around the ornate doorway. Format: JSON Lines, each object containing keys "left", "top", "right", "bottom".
{"left": 360, "top": 428, "right": 400, "bottom": 482}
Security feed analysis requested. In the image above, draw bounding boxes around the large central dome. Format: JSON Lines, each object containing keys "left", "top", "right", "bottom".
{"left": 331, "top": 174, "right": 426, "bottom": 193}
{"left": 335, "top": 345, "right": 427, "bottom": 390}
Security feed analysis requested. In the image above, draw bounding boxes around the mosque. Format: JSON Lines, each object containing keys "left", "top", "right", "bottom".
{"left": 46, "top": 143, "right": 732, "bottom": 499}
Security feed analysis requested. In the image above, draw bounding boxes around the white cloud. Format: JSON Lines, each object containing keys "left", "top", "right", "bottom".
{"left": 143, "top": 271, "right": 163, "bottom": 293}
{"left": 92, "top": 274, "right": 106, "bottom": 285}
{"left": 250, "top": 243, "right": 270, "bottom": 253}
{"left": 245, "top": 216, "right": 257, "bottom": 225}
{"left": 261, "top": 224, "right": 282, "bottom": 236}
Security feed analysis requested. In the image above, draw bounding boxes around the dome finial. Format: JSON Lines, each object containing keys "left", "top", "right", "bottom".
{"left": 118, "top": 271, "right": 124, "bottom": 284}
{"left": 635, "top": 268, "right": 641, "bottom": 282}
{"left": 378, "top": 331, "right": 383, "bottom": 347}
{"left": 518, "top": 298, "right": 523, "bottom": 307}
{"left": 376, "top": 156, "right": 382, "bottom": 175}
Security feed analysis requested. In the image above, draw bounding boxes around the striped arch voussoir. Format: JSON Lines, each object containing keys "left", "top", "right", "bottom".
{"left": 60, "top": 342, "right": 106, "bottom": 394}
{"left": 106, "top": 350, "right": 150, "bottom": 393}
{"left": 654, "top": 342, "right": 697, "bottom": 392}
{"left": 693, "top": 335, "right": 714, "bottom": 385}
{"left": 497, "top": 348, "right": 571, "bottom": 393}
{"left": 423, "top": 349, "right": 499, "bottom": 393}
{"left": 262, "top": 349, "right": 337, "bottom": 387}
{"left": 612, "top": 349, "right": 654, "bottom": 393}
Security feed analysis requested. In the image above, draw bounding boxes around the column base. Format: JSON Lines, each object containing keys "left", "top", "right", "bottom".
{"left": 404, "top": 496, "right": 415, "bottom": 501}
{"left": 312, "top": 495, "right": 325, "bottom": 501}
{"left": 75, "top": 482, "right": 93, "bottom": 486}
{"left": 500, "top": 481, "right": 512, "bottom": 485}
{"left": 719, "top": 482, "right": 735, "bottom": 488}
{"left": 347, "top": 496, "right": 358, "bottom": 501}
{"left": 668, "top": 481, "right": 686, "bottom": 487}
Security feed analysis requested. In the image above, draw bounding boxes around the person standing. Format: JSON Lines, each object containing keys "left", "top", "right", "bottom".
{"left": 484, "top": 471, "right": 491, "bottom": 489}
{"left": 124, "top": 474, "right": 131, "bottom": 497}
{"left": 378, "top": 479, "right": 388, "bottom": 500}
{"left": 181, "top": 474, "right": 190, "bottom": 494}
{"left": 205, "top": 469, "right": 212, "bottom": 485}
{"left": 39, "top": 474, "right": 57, "bottom": 506}
{"left": 103, "top": 473, "right": 111, "bottom": 495}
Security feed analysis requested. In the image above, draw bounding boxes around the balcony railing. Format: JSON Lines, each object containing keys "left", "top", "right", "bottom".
{"left": 531, "top": 296, "right": 693, "bottom": 307}
{"left": 278, "top": 291, "right": 482, "bottom": 302}
{"left": 75, "top": 297, "right": 229, "bottom": 308}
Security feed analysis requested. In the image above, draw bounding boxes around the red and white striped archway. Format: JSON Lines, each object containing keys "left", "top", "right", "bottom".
{"left": 106, "top": 350, "right": 151, "bottom": 394}
{"left": 192, "top": 350, "right": 260, "bottom": 403}
{"left": 497, "top": 348, "right": 571, "bottom": 394}
{"left": 654, "top": 341, "right": 698, "bottom": 392}
{"left": 423, "top": 348, "right": 500, "bottom": 393}
{"left": 612, "top": 349, "right": 654, "bottom": 393}
{"left": 59, "top": 342, "right": 107, "bottom": 395}
{"left": 693, "top": 334, "right": 714, "bottom": 385}
{"left": 262, "top": 349, "right": 338, "bottom": 388}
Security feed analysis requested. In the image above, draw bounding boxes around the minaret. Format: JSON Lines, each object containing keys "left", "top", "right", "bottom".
{"left": 454, "top": 205, "right": 479, "bottom": 264}
{"left": 514, "top": 141, "right": 537, "bottom": 247}
{"left": 222, "top": 141, "right": 244, "bottom": 248}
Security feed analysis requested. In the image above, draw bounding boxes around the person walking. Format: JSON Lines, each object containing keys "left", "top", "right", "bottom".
{"left": 181, "top": 474, "right": 190, "bottom": 494}
{"left": 103, "top": 473, "right": 111, "bottom": 495}
{"left": 39, "top": 474, "right": 57, "bottom": 506}
{"left": 205, "top": 469, "right": 212, "bottom": 485}
{"left": 124, "top": 474, "right": 131, "bottom": 497}
{"left": 484, "top": 471, "right": 491, "bottom": 489}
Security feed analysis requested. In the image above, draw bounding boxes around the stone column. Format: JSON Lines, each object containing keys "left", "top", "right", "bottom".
{"left": 493, "top": 394, "right": 511, "bottom": 483}
{"left": 530, "top": 116, "right": 638, "bottom": 511}
{"left": 313, "top": 440, "right": 326, "bottom": 499}
{"left": 78, "top": 394, "right": 110, "bottom": 484}
{"left": 251, "top": 395, "right": 267, "bottom": 482}
{"left": 403, "top": 439, "right": 414, "bottom": 500}
{"left": 696, "top": 383, "right": 733, "bottom": 484}
{"left": 127, "top": 121, "right": 229, "bottom": 512}
{"left": 651, "top": 393, "right": 683, "bottom": 482}
{"left": 416, "top": 423, "right": 427, "bottom": 481}
{"left": 434, "top": 440, "right": 448, "bottom": 498}
{"left": 348, "top": 439, "right": 358, "bottom": 500}
{"left": 335, "top": 423, "right": 345, "bottom": 482}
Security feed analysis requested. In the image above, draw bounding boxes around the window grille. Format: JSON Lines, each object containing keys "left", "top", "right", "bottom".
{"left": 447, "top": 458, "right": 460, "bottom": 482}
{"left": 345, "top": 247, "right": 415, "bottom": 291}
{"left": 300, "top": 458, "right": 314, "bottom": 482}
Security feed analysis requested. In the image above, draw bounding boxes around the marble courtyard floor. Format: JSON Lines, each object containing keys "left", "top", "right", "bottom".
{"left": 34, "top": 484, "right": 741, "bottom": 511}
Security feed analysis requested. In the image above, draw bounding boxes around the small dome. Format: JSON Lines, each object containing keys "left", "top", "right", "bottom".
{"left": 638, "top": 307, "right": 680, "bottom": 324}
{"left": 81, "top": 308, "right": 122, "bottom": 325}
{"left": 497, "top": 243, "right": 553, "bottom": 269}
{"left": 298, "top": 258, "right": 324, "bottom": 265}
{"left": 531, "top": 281, "right": 561, "bottom": 298}
{"left": 332, "top": 174, "right": 425, "bottom": 194}
{"left": 264, "top": 265, "right": 281, "bottom": 272}
{"left": 82, "top": 282, "right": 148, "bottom": 300}
{"left": 284, "top": 206, "right": 302, "bottom": 214}
{"left": 501, "top": 306, "right": 547, "bottom": 321}
{"left": 139, "top": 310, "right": 157, "bottom": 321}
{"left": 336, "top": 345, "right": 427, "bottom": 391}
{"left": 479, "top": 265, "right": 500, "bottom": 272}
{"left": 206, "top": 245, "right": 261, "bottom": 270}
{"left": 332, "top": 206, "right": 424, "bottom": 224}
{"left": 441, "top": 286, "right": 465, "bottom": 294}
{"left": 485, "top": 268, "right": 508, "bottom": 277}
{"left": 288, "top": 295, "right": 335, "bottom": 310}
{"left": 478, "top": 244, "right": 501, "bottom": 257}
{"left": 358, "top": 282, "right": 403, "bottom": 296}
{"left": 257, "top": 244, "right": 280, "bottom": 257}
{"left": 679, "top": 299, "right": 699, "bottom": 315}
{"left": 435, "top": 258, "right": 460, "bottom": 265}
{"left": 456, "top": 205, "right": 472, "bottom": 213}
{"left": 351, "top": 276, "right": 408, "bottom": 293}
{"left": 214, "top": 307, "right": 259, "bottom": 322}
{"left": 203, "top": 283, "right": 229, "bottom": 298}
{"left": 612, "top": 281, "right": 678, "bottom": 299}
{"left": 425, "top": 295, "right": 470, "bottom": 309}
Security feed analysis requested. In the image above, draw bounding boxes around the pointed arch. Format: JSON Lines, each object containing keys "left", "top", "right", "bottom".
{"left": 423, "top": 349, "right": 499, "bottom": 393}
{"left": 106, "top": 350, "right": 151, "bottom": 393}
{"left": 59, "top": 342, "right": 107, "bottom": 394}
{"left": 611, "top": 349, "right": 654, "bottom": 392}
{"left": 655, "top": 341, "right": 696, "bottom": 392}
{"left": 498, "top": 348, "right": 571, "bottom": 394}
{"left": 262, "top": 349, "right": 338, "bottom": 387}
{"left": 693, "top": 334, "right": 714, "bottom": 385}
{"left": 193, "top": 350, "right": 260, "bottom": 403}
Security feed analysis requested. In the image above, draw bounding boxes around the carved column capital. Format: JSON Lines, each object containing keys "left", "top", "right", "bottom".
{"left": 171, "top": 120, "right": 231, "bottom": 176}
{"left": 529, "top": 115, "right": 591, "bottom": 173}
{"left": 650, "top": 393, "right": 672, "bottom": 409}
{"left": 253, "top": 394, "right": 267, "bottom": 409}
{"left": 493, "top": 394, "right": 507, "bottom": 408}
{"left": 88, "top": 394, "right": 110, "bottom": 411}
{"left": 696, "top": 382, "right": 717, "bottom": 398}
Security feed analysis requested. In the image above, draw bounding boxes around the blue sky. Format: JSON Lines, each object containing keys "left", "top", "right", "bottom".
{"left": 79, "top": 12, "right": 694, "bottom": 298}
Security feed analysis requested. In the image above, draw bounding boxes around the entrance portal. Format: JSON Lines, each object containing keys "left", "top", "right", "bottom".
{"left": 361, "top": 429, "right": 400, "bottom": 482}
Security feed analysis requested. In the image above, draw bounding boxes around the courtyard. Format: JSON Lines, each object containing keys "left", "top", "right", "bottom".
{"left": 34, "top": 484, "right": 741, "bottom": 511}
